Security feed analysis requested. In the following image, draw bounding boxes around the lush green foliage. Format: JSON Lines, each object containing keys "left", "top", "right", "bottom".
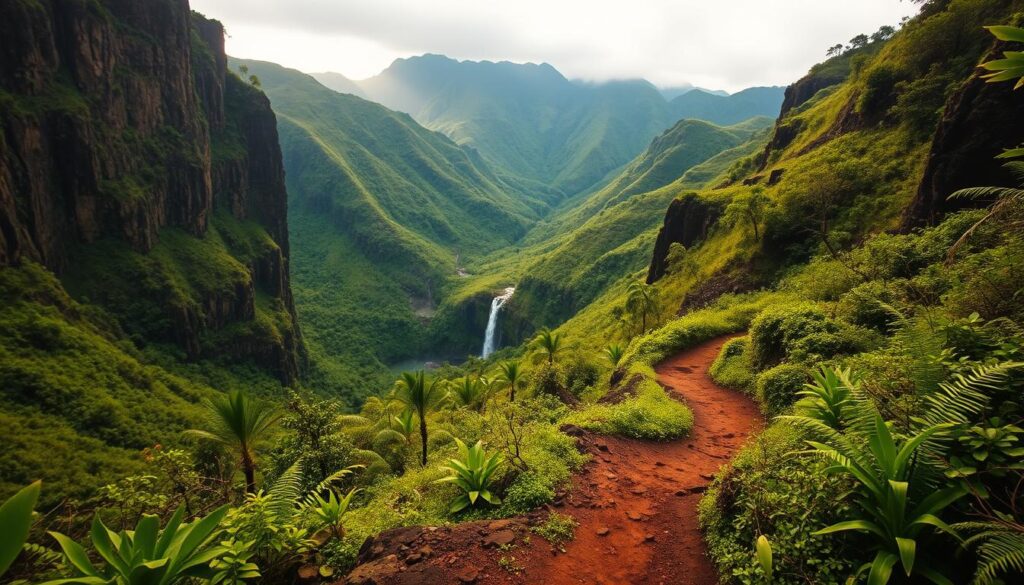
{"left": 436, "top": 439, "right": 503, "bottom": 513}
{"left": 0, "top": 482, "right": 40, "bottom": 579}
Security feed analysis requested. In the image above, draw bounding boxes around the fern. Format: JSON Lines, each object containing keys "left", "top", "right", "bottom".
{"left": 958, "top": 521, "right": 1024, "bottom": 584}
{"left": 921, "top": 362, "right": 1024, "bottom": 426}
{"left": 266, "top": 462, "right": 304, "bottom": 519}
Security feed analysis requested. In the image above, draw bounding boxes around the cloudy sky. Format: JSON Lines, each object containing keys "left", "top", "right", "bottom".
{"left": 190, "top": 0, "right": 918, "bottom": 93}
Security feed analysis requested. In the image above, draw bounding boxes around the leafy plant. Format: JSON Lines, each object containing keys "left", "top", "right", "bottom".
{"left": 786, "top": 405, "right": 964, "bottom": 585}
{"left": 794, "top": 366, "right": 858, "bottom": 429}
{"left": 947, "top": 418, "right": 1024, "bottom": 484}
{"left": 604, "top": 344, "right": 625, "bottom": 367}
{"left": 624, "top": 281, "right": 661, "bottom": 333}
{"left": 958, "top": 520, "right": 1024, "bottom": 585}
{"left": 0, "top": 481, "right": 41, "bottom": 579}
{"left": 450, "top": 376, "right": 489, "bottom": 412}
{"left": 304, "top": 488, "right": 359, "bottom": 543}
{"left": 531, "top": 328, "right": 564, "bottom": 365}
{"left": 436, "top": 439, "right": 503, "bottom": 513}
{"left": 980, "top": 26, "right": 1024, "bottom": 90}
{"left": 44, "top": 505, "right": 231, "bottom": 585}
{"left": 186, "top": 390, "right": 282, "bottom": 493}
{"left": 496, "top": 361, "right": 524, "bottom": 402}
{"left": 394, "top": 371, "right": 448, "bottom": 466}
{"left": 208, "top": 538, "right": 260, "bottom": 585}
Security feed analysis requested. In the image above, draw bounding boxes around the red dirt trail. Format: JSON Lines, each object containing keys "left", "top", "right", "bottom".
{"left": 343, "top": 336, "right": 762, "bottom": 585}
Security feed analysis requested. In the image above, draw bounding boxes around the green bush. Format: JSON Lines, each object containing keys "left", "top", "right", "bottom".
{"left": 837, "top": 281, "right": 897, "bottom": 332}
{"left": 564, "top": 359, "right": 600, "bottom": 396}
{"left": 748, "top": 303, "right": 832, "bottom": 370}
{"left": 755, "top": 364, "right": 808, "bottom": 417}
{"left": 566, "top": 378, "right": 694, "bottom": 440}
{"left": 699, "top": 425, "right": 858, "bottom": 584}
{"left": 708, "top": 336, "right": 755, "bottom": 394}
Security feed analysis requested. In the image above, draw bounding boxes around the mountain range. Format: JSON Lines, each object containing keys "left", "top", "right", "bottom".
{"left": 312, "top": 55, "right": 784, "bottom": 196}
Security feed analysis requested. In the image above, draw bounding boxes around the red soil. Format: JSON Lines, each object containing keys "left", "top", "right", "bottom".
{"left": 343, "top": 336, "right": 762, "bottom": 585}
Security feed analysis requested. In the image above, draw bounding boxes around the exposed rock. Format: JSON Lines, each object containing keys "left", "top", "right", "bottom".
{"left": 646, "top": 193, "right": 724, "bottom": 284}
{"left": 481, "top": 530, "right": 516, "bottom": 548}
{"left": 455, "top": 566, "right": 480, "bottom": 583}
{"left": 900, "top": 41, "right": 1024, "bottom": 229}
{"left": 0, "top": 1, "right": 302, "bottom": 382}
{"left": 596, "top": 527, "right": 610, "bottom": 536}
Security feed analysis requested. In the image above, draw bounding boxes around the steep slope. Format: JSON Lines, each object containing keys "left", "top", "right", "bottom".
{"left": 237, "top": 59, "right": 544, "bottom": 400}
{"left": 669, "top": 87, "right": 785, "bottom": 126}
{"left": 553, "top": 0, "right": 1023, "bottom": 352}
{"left": 444, "top": 118, "right": 771, "bottom": 350}
{"left": 0, "top": 2, "right": 301, "bottom": 504}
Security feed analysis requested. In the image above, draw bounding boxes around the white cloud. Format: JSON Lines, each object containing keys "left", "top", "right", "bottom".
{"left": 191, "top": 0, "right": 918, "bottom": 92}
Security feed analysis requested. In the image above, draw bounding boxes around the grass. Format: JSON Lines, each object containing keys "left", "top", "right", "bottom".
{"left": 532, "top": 512, "right": 578, "bottom": 547}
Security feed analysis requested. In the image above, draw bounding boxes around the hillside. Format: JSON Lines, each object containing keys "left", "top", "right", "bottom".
{"left": 0, "top": 5, "right": 301, "bottom": 505}
{"left": 446, "top": 117, "right": 773, "bottom": 347}
{"left": 237, "top": 59, "right": 548, "bottom": 400}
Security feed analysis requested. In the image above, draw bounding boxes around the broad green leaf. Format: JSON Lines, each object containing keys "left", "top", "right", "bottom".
{"left": 755, "top": 535, "right": 773, "bottom": 581}
{"left": 867, "top": 551, "right": 898, "bottom": 585}
{"left": 0, "top": 481, "right": 40, "bottom": 577}
{"left": 895, "top": 537, "right": 915, "bottom": 576}
{"left": 986, "top": 25, "right": 1024, "bottom": 43}
{"left": 49, "top": 532, "right": 101, "bottom": 577}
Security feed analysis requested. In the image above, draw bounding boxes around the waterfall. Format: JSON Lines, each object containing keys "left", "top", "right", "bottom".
{"left": 481, "top": 287, "right": 515, "bottom": 358}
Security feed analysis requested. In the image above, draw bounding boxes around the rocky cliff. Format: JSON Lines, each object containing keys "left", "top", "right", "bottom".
{"left": 646, "top": 193, "right": 723, "bottom": 284}
{"left": 900, "top": 41, "right": 1024, "bottom": 229}
{"left": 0, "top": 0, "right": 301, "bottom": 382}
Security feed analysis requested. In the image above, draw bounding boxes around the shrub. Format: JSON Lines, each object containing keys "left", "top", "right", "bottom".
{"left": 699, "top": 425, "right": 858, "bottom": 585}
{"left": 565, "top": 359, "right": 600, "bottom": 396}
{"left": 837, "top": 281, "right": 897, "bottom": 332}
{"left": 755, "top": 364, "right": 808, "bottom": 417}
{"left": 531, "top": 363, "right": 565, "bottom": 398}
{"left": 566, "top": 379, "right": 694, "bottom": 440}
{"left": 858, "top": 65, "right": 903, "bottom": 118}
{"left": 748, "top": 303, "right": 832, "bottom": 370}
{"left": 709, "top": 336, "right": 755, "bottom": 394}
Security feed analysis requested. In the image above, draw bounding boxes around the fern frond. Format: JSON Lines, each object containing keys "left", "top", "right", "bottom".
{"left": 948, "top": 186, "right": 1024, "bottom": 201}
{"left": 266, "top": 462, "right": 303, "bottom": 519}
{"left": 961, "top": 524, "right": 1024, "bottom": 585}
{"left": 922, "top": 362, "right": 1024, "bottom": 426}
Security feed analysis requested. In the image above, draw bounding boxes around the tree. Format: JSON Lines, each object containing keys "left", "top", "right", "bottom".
{"left": 531, "top": 328, "right": 564, "bottom": 365}
{"left": 497, "top": 360, "right": 523, "bottom": 402}
{"left": 187, "top": 390, "right": 281, "bottom": 494}
{"left": 604, "top": 344, "right": 625, "bottom": 367}
{"left": 723, "top": 187, "right": 770, "bottom": 242}
{"left": 871, "top": 25, "right": 896, "bottom": 44}
{"left": 624, "top": 281, "right": 660, "bottom": 334}
{"left": 394, "top": 371, "right": 448, "bottom": 466}
{"left": 849, "top": 33, "right": 869, "bottom": 49}
{"left": 826, "top": 43, "right": 845, "bottom": 58}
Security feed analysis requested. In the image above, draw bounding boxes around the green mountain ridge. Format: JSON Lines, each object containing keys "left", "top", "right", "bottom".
{"left": 318, "top": 55, "right": 785, "bottom": 197}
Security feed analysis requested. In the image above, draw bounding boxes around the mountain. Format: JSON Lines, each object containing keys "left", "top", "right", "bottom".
{"left": 0, "top": 4, "right": 301, "bottom": 504}
{"left": 669, "top": 87, "right": 785, "bottom": 126}
{"left": 657, "top": 85, "right": 729, "bottom": 100}
{"left": 345, "top": 55, "right": 782, "bottom": 198}
{"left": 310, "top": 71, "right": 366, "bottom": 98}
{"left": 236, "top": 58, "right": 547, "bottom": 401}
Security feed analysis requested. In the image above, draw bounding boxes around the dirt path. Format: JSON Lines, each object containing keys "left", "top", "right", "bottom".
{"left": 344, "top": 335, "right": 762, "bottom": 585}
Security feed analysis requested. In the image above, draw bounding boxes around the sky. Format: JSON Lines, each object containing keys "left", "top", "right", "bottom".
{"left": 190, "top": 0, "right": 919, "bottom": 93}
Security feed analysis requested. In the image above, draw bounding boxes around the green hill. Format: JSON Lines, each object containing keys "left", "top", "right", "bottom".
{"left": 669, "top": 87, "right": 785, "bottom": 126}
{"left": 236, "top": 59, "right": 547, "bottom": 400}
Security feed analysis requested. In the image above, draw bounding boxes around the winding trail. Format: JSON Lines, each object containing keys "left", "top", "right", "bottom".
{"left": 343, "top": 336, "right": 762, "bottom": 585}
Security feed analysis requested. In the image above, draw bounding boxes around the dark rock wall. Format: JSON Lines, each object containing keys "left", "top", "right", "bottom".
{"left": 646, "top": 193, "right": 723, "bottom": 284}
{"left": 900, "top": 42, "right": 1024, "bottom": 229}
{"left": 0, "top": 0, "right": 301, "bottom": 382}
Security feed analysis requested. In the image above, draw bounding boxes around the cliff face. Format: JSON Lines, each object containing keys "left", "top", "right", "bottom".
{"left": 900, "top": 42, "right": 1024, "bottom": 229}
{"left": 646, "top": 193, "right": 723, "bottom": 284}
{"left": 0, "top": 0, "right": 301, "bottom": 382}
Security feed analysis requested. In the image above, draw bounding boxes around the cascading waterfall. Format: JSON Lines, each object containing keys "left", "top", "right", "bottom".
{"left": 481, "top": 287, "right": 515, "bottom": 358}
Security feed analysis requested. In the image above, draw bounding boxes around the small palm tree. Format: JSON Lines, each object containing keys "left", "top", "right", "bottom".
{"left": 394, "top": 371, "right": 448, "bottom": 466}
{"left": 186, "top": 390, "right": 281, "bottom": 493}
{"left": 532, "top": 328, "right": 563, "bottom": 365}
{"left": 497, "top": 361, "right": 523, "bottom": 402}
{"left": 604, "top": 344, "right": 625, "bottom": 367}
{"left": 624, "top": 281, "right": 660, "bottom": 333}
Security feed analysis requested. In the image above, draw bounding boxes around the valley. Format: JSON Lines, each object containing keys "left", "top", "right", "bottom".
{"left": 2, "top": 1, "right": 1024, "bottom": 584}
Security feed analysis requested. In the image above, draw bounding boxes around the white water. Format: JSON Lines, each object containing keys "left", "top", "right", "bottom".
{"left": 481, "top": 287, "right": 515, "bottom": 358}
